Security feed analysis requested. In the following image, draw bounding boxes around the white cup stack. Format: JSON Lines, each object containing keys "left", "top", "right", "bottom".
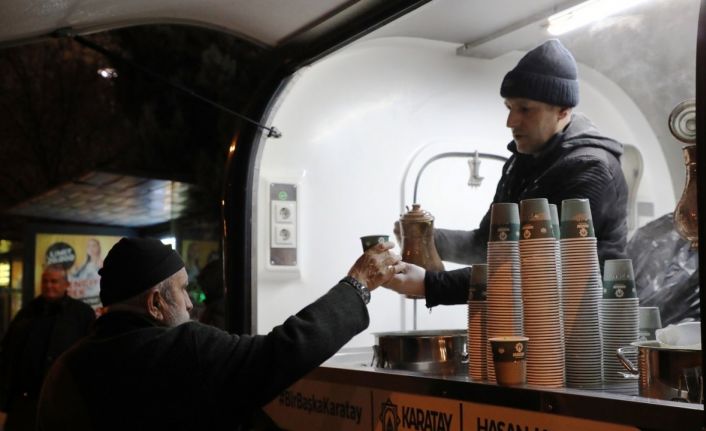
{"left": 467, "top": 264, "right": 488, "bottom": 381}
{"left": 486, "top": 203, "right": 524, "bottom": 382}
{"left": 601, "top": 258, "right": 639, "bottom": 384}
{"left": 560, "top": 198, "right": 603, "bottom": 387}
{"left": 520, "top": 198, "right": 565, "bottom": 388}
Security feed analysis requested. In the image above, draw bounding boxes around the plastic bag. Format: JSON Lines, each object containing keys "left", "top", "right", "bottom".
{"left": 656, "top": 322, "right": 701, "bottom": 349}
{"left": 626, "top": 213, "right": 699, "bottom": 326}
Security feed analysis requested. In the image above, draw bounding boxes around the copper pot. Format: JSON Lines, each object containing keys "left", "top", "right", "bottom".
{"left": 399, "top": 204, "right": 444, "bottom": 272}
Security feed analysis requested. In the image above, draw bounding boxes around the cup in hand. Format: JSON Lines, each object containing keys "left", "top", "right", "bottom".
{"left": 360, "top": 235, "right": 390, "bottom": 251}
{"left": 489, "top": 336, "right": 529, "bottom": 385}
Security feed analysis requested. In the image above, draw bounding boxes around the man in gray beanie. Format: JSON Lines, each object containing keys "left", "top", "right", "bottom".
{"left": 37, "top": 237, "right": 404, "bottom": 430}
{"left": 387, "top": 39, "right": 628, "bottom": 304}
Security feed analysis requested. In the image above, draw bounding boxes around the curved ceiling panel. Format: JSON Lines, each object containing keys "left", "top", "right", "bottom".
{"left": 0, "top": 0, "right": 354, "bottom": 47}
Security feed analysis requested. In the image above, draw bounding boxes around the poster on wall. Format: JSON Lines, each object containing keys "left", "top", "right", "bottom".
{"left": 10, "top": 258, "right": 22, "bottom": 319}
{"left": 181, "top": 239, "right": 220, "bottom": 283}
{"left": 34, "top": 233, "right": 123, "bottom": 310}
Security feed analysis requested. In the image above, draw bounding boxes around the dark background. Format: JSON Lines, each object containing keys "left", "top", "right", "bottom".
{"left": 0, "top": 25, "right": 269, "bottom": 239}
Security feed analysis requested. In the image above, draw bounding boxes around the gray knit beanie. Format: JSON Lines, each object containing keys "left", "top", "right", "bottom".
{"left": 500, "top": 39, "right": 579, "bottom": 107}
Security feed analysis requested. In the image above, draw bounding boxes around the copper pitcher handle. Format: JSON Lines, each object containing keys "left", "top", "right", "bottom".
{"left": 616, "top": 346, "right": 639, "bottom": 375}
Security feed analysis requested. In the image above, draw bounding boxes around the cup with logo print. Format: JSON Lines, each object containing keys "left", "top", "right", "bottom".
{"left": 602, "top": 259, "right": 636, "bottom": 299}
{"left": 519, "top": 198, "right": 553, "bottom": 240}
{"left": 561, "top": 198, "right": 595, "bottom": 239}
{"left": 489, "top": 203, "right": 520, "bottom": 242}
{"left": 360, "top": 235, "right": 390, "bottom": 251}
{"left": 489, "top": 336, "right": 529, "bottom": 385}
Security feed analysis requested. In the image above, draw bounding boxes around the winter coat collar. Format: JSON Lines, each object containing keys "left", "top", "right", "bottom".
{"left": 30, "top": 294, "right": 74, "bottom": 314}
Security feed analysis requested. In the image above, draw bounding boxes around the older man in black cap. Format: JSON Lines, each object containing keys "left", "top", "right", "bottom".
{"left": 388, "top": 39, "right": 628, "bottom": 303}
{"left": 37, "top": 237, "right": 403, "bottom": 430}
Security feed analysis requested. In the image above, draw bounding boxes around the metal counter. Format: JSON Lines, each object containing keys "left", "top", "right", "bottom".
{"left": 264, "top": 347, "right": 703, "bottom": 431}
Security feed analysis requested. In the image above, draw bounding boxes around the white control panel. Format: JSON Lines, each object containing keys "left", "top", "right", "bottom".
{"left": 269, "top": 183, "right": 298, "bottom": 266}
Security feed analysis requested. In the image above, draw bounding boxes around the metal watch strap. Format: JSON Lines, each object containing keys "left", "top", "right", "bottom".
{"left": 340, "top": 276, "right": 370, "bottom": 305}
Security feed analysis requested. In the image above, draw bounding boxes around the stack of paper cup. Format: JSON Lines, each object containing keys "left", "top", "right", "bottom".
{"left": 549, "top": 204, "right": 563, "bottom": 305}
{"left": 486, "top": 203, "right": 523, "bottom": 382}
{"left": 467, "top": 264, "right": 488, "bottom": 381}
{"left": 520, "top": 198, "right": 564, "bottom": 388}
{"left": 560, "top": 198, "right": 603, "bottom": 387}
{"left": 601, "top": 258, "right": 639, "bottom": 383}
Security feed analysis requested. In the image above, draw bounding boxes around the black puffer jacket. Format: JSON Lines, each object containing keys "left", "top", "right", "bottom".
{"left": 426, "top": 113, "right": 628, "bottom": 307}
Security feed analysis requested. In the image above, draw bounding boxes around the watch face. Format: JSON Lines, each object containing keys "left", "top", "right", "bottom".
{"left": 361, "top": 288, "right": 371, "bottom": 304}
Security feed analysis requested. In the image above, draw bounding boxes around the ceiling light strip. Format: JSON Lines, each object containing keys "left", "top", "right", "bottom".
{"left": 547, "top": 0, "right": 649, "bottom": 35}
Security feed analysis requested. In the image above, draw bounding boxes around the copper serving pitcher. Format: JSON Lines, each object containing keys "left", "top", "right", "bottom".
{"left": 399, "top": 204, "right": 445, "bottom": 272}
{"left": 674, "top": 144, "right": 698, "bottom": 248}
{"left": 670, "top": 100, "right": 697, "bottom": 248}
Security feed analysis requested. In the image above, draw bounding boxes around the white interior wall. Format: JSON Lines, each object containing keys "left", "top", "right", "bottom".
{"left": 255, "top": 37, "right": 674, "bottom": 348}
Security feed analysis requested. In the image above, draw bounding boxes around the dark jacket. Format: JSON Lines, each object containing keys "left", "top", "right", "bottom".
{"left": 0, "top": 295, "right": 95, "bottom": 431}
{"left": 37, "top": 283, "right": 368, "bottom": 431}
{"left": 427, "top": 113, "right": 628, "bottom": 307}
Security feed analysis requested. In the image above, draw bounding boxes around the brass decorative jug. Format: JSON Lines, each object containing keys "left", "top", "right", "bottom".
{"left": 674, "top": 144, "right": 698, "bottom": 248}
{"left": 399, "top": 204, "right": 445, "bottom": 272}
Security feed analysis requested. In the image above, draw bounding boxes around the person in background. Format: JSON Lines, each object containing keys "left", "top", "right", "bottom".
{"left": 37, "top": 237, "right": 404, "bottom": 430}
{"left": 0, "top": 265, "right": 95, "bottom": 431}
{"left": 197, "top": 258, "right": 226, "bottom": 330}
{"left": 388, "top": 39, "right": 628, "bottom": 304}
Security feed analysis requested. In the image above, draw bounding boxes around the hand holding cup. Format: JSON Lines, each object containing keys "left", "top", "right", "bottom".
{"left": 348, "top": 241, "right": 405, "bottom": 290}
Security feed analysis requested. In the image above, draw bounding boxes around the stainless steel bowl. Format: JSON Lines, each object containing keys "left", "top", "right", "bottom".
{"left": 372, "top": 329, "right": 467, "bottom": 375}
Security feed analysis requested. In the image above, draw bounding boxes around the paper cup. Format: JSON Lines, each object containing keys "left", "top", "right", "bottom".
{"left": 638, "top": 306, "right": 662, "bottom": 340}
{"left": 549, "top": 203, "right": 560, "bottom": 240}
{"left": 561, "top": 198, "right": 595, "bottom": 239}
{"left": 489, "top": 336, "right": 529, "bottom": 385}
{"left": 360, "top": 235, "right": 389, "bottom": 251}
{"left": 602, "top": 259, "right": 636, "bottom": 299}
{"left": 520, "top": 199, "right": 553, "bottom": 240}
{"left": 490, "top": 203, "right": 520, "bottom": 242}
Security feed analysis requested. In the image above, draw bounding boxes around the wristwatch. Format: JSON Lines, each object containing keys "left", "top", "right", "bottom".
{"left": 340, "top": 276, "right": 371, "bottom": 305}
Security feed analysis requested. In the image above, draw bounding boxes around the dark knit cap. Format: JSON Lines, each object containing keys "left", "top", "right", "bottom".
{"left": 500, "top": 39, "right": 579, "bottom": 107}
{"left": 99, "top": 237, "right": 185, "bottom": 306}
